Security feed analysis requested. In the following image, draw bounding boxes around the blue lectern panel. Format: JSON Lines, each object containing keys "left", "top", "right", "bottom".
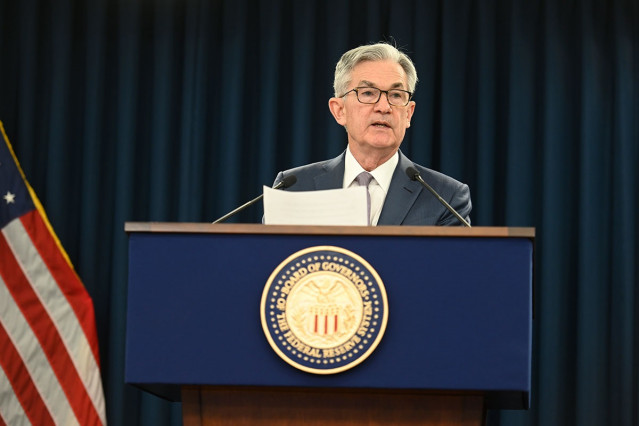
{"left": 125, "top": 231, "right": 532, "bottom": 407}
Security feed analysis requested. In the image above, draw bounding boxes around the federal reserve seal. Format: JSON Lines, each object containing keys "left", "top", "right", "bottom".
{"left": 260, "top": 246, "right": 389, "bottom": 374}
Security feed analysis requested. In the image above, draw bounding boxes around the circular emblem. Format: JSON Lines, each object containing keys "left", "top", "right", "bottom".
{"left": 260, "top": 246, "right": 389, "bottom": 374}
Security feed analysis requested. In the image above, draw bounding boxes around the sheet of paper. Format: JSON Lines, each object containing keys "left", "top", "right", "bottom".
{"left": 263, "top": 185, "right": 369, "bottom": 226}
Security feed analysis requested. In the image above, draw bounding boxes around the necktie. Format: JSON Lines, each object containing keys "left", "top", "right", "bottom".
{"left": 355, "top": 171, "right": 374, "bottom": 225}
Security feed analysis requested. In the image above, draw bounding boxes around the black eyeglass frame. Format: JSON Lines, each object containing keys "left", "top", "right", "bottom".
{"left": 340, "top": 86, "right": 414, "bottom": 107}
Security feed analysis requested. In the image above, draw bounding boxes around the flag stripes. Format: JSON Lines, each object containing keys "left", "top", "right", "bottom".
{"left": 0, "top": 216, "right": 104, "bottom": 425}
{"left": 0, "top": 122, "right": 106, "bottom": 425}
{"left": 19, "top": 211, "right": 102, "bottom": 367}
{"left": 0, "top": 324, "right": 54, "bottom": 426}
{"left": 13, "top": 211, "right": 105, "bottom": 401}
{"left": 0, "top": 271, "right": 76, "bottom": 426}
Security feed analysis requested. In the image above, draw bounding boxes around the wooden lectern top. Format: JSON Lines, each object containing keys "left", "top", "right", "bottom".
{"left": 125, "top": 222, "right": 535, "bottom": 239}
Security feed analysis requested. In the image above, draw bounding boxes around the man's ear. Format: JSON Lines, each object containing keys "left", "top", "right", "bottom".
{"left": 328, "top": 97, "right": 347, "bottom": 126}
{"left": 405, "top": 100, "right": 416, "bottom": 128}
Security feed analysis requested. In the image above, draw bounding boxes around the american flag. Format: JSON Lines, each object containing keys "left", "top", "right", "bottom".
{"left": 0, "top": 122, "right": 106, "bottom": 425}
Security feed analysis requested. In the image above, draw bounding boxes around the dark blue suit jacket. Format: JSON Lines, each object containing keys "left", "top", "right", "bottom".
{"left": 273, "top": 150, "right": 472, "bottom": 226}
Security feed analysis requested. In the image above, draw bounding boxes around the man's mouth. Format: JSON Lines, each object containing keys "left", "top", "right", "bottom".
{"left": 371, "top": 121, "right": 391, "bottom": 128}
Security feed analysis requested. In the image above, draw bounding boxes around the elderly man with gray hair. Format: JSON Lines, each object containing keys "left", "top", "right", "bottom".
{"left": 273, "top": 42, "right": 472, "bottom": 226}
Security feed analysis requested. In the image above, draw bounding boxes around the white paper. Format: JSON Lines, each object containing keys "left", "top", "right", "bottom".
{"left": 263, "top": 186, "right": 369, "bottom": 226}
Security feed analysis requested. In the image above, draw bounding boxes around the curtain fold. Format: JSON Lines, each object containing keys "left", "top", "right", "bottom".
{"left": 0, "top": 1, "right": 637, "bottom": 425}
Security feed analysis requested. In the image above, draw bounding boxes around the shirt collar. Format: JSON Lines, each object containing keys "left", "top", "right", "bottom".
{"left": 343, "top": 147, "right": 399, "bottom": 194}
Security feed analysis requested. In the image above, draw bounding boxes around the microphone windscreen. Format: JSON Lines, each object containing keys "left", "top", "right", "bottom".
{"left": 405, "top": 167, "right": 420, "bottom": 181}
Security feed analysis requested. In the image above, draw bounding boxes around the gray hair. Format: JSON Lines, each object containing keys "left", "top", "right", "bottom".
{"left": 333, "top": 42, "right": 418, "bottom": 97}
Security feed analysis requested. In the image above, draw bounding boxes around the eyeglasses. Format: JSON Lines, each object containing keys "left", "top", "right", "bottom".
{"left": 341, "top": 86, "right": 413, "bottom": 107}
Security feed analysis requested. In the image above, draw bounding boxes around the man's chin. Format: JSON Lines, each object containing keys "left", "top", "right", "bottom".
{"left": 348, "top": 135, "right": 402, "bottom": 153}
{"left": 352, "top": 144, "right": 400, "bottom": 163}
{"left": 365, "top": 139, "right": 400, "bottom": 150}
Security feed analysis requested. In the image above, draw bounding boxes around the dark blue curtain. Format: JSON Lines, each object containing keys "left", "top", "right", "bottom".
{"left": 1, "top": 0, "right": 638, "bottom": 425}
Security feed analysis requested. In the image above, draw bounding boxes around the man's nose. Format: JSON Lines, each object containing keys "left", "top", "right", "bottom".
{"left": 374, "top": 93, "right": 392, "bottom": 113}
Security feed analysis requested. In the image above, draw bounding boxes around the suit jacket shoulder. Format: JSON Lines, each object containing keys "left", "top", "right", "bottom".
{"left": 273, "top": 152, "right": 346, "bottom": 191}
{"left": 379, "top": 152, "right": 472, "bottom": 226}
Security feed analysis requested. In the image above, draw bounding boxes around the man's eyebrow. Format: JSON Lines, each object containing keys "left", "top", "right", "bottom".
{"left": 357, "top": 80, "right": 406, "bottom": 89}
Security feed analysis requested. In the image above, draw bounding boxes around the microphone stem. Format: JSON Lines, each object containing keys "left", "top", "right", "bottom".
{"left": 211, "top": 180, "right": 286, "bottom": 224}
{"left": 211, "top": 194, "right": 264, "bottom": 224}
{"left": 415, "top": 175, "right": 471, "bottom": 228}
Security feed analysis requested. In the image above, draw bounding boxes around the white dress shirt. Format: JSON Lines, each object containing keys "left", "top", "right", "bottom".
{"left": 343, "top": 147, "right": 398, "bottom": 226}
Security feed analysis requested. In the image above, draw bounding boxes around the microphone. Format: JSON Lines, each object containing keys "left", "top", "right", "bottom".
{"left": 212, "top": 175, "right": 297, "bottom": 224}
{"left": 405, "top": 167, "right": 471, "bottom": 227}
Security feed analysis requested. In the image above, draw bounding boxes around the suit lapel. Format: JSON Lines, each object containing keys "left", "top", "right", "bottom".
{"left": 377, "top": 151, "right": 423, "bottom": 225}
{"left": 314, "top": 152, "right": 346, "bottom": 190}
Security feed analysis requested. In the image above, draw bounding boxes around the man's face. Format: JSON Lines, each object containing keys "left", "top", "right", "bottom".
{"left": 329, "top": 60, "right": 416, "bottom": 162}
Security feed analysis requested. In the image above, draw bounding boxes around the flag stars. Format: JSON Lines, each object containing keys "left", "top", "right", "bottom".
{"left": 3, "top": 191, "right": 16, "bottom": 204}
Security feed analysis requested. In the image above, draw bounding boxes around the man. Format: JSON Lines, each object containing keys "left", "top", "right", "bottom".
{"left": 273, "top": 42, "right": 472, "bottom": 226}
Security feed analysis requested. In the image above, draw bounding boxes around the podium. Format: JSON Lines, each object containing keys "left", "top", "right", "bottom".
{"left": 125, "top": 223, "right": 534, "bottom": 425}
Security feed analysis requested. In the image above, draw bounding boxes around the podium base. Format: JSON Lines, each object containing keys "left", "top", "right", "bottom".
{"left": 182, "top": 386, "right": 485, "bottom": 426}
